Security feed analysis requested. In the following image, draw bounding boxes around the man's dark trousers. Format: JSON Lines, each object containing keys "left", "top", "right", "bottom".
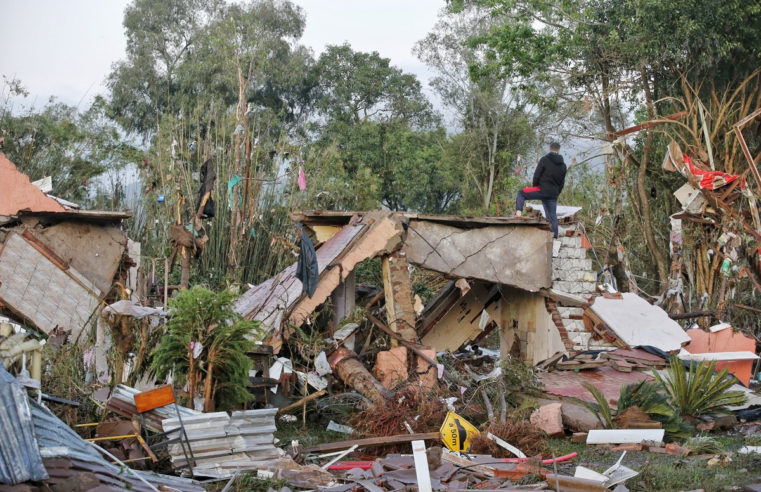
{"left": 516, "top": 186, "right": 559, "bottom": 238}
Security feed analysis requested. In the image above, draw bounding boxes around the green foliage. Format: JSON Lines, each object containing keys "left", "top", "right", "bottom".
{"left": 413, "top": 8, "right": 540, "bottom": 212}
{"left": 579, "top": 380, "right": 692, "bottom": 439}
{"left": 579, "top": 381, "right": 615, "bottom": 429}
{"left": 653, "top": 357, "right": 748, "bottom": 418}
{"left": 108, "top": 0, "right": 309, "bottom": 138}
{"left": 684, "top": 435, "right": 724, "bottom": 455}
{"left": 306, "top": 43, "right": 461, "bottom": 213}
{"left": 1, "top": 78, "right": 138, "bottom": 204}
{"left": 151, "top": 286, "right": 260, "bottom": 410}
{"left": 619, "top": 380, "right": 693, "bottom": 439}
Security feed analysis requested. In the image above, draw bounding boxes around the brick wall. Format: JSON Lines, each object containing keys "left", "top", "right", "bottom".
{"left": 548, "top": 223, "right": 617, "bottom": 353}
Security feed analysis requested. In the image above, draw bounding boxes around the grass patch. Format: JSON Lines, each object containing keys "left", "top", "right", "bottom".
{"left": 547, "top": 437, "right": 760, "bottom": 492}
{"left": 275, "top": 420, "right": 353, "bottom": 449}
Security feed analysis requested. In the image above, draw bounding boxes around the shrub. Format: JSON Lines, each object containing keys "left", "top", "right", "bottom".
{"left": 653, "top": 357, "right": 748, "bottom": 418}
{"left": 151, "top": 286, "right": 261, "bottom": 412}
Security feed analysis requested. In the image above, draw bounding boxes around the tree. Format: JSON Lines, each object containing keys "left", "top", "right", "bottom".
{"left": 414, "top": 7, "right": 542, "bottom": 212}
{"left": 151, "top": 286, "right": 260, "bottom": 412}
{"left": 306, "top": 44, "right": 461, "bottom": 213}
{"left": 107, "top": 0, "right": 224, "bottom": 137}
{"left": 1, "top": 77, "right": 137, "bottom": 204}
{"left": 447, "top": 0, "right": 761, "bottom": 288}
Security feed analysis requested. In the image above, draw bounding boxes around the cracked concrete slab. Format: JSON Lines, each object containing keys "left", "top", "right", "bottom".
{"left": 404, "top": 220, "right": 552, "bottom": 292}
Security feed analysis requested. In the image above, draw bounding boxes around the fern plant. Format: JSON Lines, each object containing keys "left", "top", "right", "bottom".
{"left": 653, "top": 357, "right": 748, "bottom": 418}
{"left": 151, "top": 286, "right": 261, "bottom": 412}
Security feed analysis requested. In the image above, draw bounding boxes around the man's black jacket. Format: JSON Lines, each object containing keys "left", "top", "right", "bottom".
{"left": 532, "top": 152, "right": 567, "bottom": 198}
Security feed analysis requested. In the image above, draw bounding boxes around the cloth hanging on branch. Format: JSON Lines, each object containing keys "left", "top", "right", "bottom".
{"left": 682, "top": 154, "right": 746, "bottom": 191}
{"left": 295, "top": 222, "right": 318, "bottom": 298}
{"left": 298, "top": 166, "right": 307, "bottom": 191}
{"left": 196, "top": 158, "right": 216, "bottom": 218}
{"left": 227, "top": 174, "right": 242, "bottom": 210}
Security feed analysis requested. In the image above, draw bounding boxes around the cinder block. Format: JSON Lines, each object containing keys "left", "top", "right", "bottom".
{"left": 581, "top": 282, "right": 597, "bottom": 293}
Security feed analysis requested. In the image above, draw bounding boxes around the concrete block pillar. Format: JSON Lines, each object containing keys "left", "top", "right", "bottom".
{"left": 382, "top": 251, "right": 418, "bottom": 343}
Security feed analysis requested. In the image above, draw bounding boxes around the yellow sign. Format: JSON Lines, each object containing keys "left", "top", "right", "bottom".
{"left": 440, "top": 410, "right": 479, "bottom": 452}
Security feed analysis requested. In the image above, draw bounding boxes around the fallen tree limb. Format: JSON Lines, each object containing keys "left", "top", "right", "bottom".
{"left": 668, "top": 310, "right": 715, "bottom": 320}
{"left": 277, "top": 390, "right": 326, "bottom": 415}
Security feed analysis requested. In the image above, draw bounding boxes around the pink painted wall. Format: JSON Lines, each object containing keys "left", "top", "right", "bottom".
{"left": 0, "top": 152, "right": 64, "bottom": 216}
{"left": 685, "top": 328, "right": 756, "bottom": 386}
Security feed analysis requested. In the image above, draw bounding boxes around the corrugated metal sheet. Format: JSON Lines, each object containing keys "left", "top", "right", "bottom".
{"left": 0, "top": 369, "right": 203, "bottom": 491}
{"left": 43, "top": 457, "right": 205, "bottom": 492}
{"left": 233, "top": 222, "right": 366, "bottom": 327}
{"left": 106, "top": 384, "right": 200, "bottom": 433}
{"left": 0, "top": 366, "right": 48, "bottom": 484}
{"left": 162, "top": 408, "right": 280, "bottom": 478}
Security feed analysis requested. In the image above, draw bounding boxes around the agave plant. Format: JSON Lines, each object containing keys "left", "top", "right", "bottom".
{"left": 653, "top": 357, "right": 748, "bottom": 418}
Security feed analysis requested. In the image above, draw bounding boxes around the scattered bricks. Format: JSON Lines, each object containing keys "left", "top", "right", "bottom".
{"left": 571, "top": 433, "right": 588, "bottom": 444}
{"left": 612, "top": 443, "right": 644, "bottom": 452}
{"left": 530, "top": 403, "right": 565, "bottom": 438}
{"left": 665, "top": 443, "right": 691, "bottom": 456}
{"left": 648, "top": 446, "right": 668, "bottom": 454}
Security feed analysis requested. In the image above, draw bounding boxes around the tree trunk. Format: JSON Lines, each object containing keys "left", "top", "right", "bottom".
{"left": 638, "top": 70, "right": 670, "bottom": 286}
{"left": 203, "top": 360, "right": 214, "bottom": 413}
{"left": 187, "top": 348, "right": 195, "bottom": 410}
{"left": 226, "top": 66, "right": 247, "bottom": 278}
{"left": 330, "top": 347, "right": 392, "bottom": 404}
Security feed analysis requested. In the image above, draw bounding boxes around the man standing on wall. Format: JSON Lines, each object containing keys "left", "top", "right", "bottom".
{"left": 515, "top": 142, "right": 567, "bottom": 239}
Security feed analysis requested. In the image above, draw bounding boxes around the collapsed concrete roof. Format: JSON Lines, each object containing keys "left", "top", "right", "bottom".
{"left": 234, "top": 210, "right": 558, "bottom": 352}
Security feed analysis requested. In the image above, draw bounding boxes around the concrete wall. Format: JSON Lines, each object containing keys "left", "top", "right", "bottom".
{"left": 404, "top": 220, "right": 552, "bottom": 292}
{"left": 498, "top": 286, "right": 567, "bottom": 364}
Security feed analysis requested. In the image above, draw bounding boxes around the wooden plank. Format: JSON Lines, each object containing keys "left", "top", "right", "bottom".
{"left": 134, "top": 385, "right": 176, "bottom": 413}
{"left": 586, "top": 429, "right": 664, "bottom": 444}
{"left": 301, "top": 432, "right": 441, "bottom": 454}
{"left": 539, "top": 288, "right": 589, "bottom": 307}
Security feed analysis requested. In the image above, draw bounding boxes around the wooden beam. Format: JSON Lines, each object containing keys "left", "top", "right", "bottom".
{"left": 610, "top": 111, "right": 688, "bottom": 138}
{"left": 301, "top": 432, "right": 441, "bottom": 454}
{"left": 734, "top": 303, "right": 761, "bottom": 314}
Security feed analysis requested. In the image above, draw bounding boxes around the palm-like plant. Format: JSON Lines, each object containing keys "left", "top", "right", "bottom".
{"left": 653, "top": 357, "right": 748, "bottom": 418}
{"left": 151, "top": 286, "right": 261, "bottom": 412}
{"left": 579, "top": 380, "right": 693, "bottom": 439}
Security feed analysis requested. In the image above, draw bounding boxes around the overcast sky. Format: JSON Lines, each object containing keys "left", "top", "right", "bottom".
{"left": 0, "top": 0, "right": 443, "bottom": 109}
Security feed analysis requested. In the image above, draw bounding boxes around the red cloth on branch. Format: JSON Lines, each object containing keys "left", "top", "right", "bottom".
{"left": 683, "top": 154, "right": 746, "bottom": 190}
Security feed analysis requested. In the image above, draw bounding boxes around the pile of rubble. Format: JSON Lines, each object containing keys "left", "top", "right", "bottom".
{"left": 2, "top": 143, "right": 761, "bottom": 492}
